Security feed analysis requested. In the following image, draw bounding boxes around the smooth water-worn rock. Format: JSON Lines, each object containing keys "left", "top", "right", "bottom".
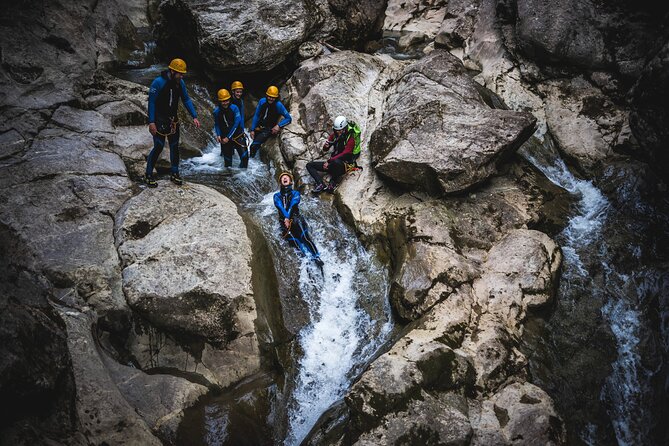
{"left": 370, "top": 50, "right": 536, "bottom": 195}
{"left": 116, "top": 183, "right": 260, "bottom": 387}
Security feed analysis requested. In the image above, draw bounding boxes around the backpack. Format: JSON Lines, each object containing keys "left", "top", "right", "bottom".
{"left": 347, "top": 121, "right": 362, "bottom": 159}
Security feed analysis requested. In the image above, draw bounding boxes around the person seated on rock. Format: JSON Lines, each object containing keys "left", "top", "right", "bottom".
{"left": 273, "top": 171, "right": 324, "bottom": 268}
{"left": 213, "top": 88, "right": 244, "bottom": 167}
{"left": 246, "top": 86, "right": 291, "bottom": 168}
{"left": 145, "top": 58, "right": 201, "bottom": 187}
{"left": 307, "top": 115, "right": 356, "bottom": 193}
{"left": 230, "top": 80, "right": 246, "bottom": 129}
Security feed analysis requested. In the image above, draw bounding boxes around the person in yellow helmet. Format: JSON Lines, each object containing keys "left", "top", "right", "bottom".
{"left": 245, "top": 85, "right": 291, "bottom": 168}
{"left": 230, "top": 80, "right": 245, "bottom": 130}
{"left": 145, "top": 58, "right": 201, "bottom": 187}
{"left": 213, "top": 88, "right": 244, "bottom": 167}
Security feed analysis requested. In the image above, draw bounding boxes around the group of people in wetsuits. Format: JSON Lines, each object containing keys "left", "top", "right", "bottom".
{"left": 144, "top": 59, "right": 360, "bottom": 267}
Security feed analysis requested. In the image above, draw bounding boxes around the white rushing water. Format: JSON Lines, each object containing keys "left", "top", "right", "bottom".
{"left": 183, "top": 138, "right": 393, "bottom": 445}
{"left": 522, "top": 137, "right": 652, "bottom": 445}
{"left": 284, "top": 200, "right": 393, "bottom": 445}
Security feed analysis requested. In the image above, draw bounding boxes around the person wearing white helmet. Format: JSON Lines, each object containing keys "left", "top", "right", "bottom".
{"left": 307, "top": 115, "right": 355, "bottom": 193}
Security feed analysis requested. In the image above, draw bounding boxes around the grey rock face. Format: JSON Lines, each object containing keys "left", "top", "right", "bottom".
{"left": 347, "top": 229, "right": 563, "bottom": 443}
{"left": 515, "top": 0, "right": 610, "bottom": 69}
{"left": 156, "top": 0, "right": 327, "bottom": 72}
{"left": 370, "top": 50, "right": 537, "bottom": 195}
{"left": 116, "top": 183, "right": 261, "bottom": 387}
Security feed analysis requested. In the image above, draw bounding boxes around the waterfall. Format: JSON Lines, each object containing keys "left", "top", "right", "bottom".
{"left": 183, "top": 134, "right": 393, "bottom": 445}
{"left": 520, "top": 136, "right": 659, "bottom": 445}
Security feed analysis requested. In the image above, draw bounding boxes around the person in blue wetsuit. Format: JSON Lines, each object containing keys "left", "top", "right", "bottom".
{"left": 273, "top": 172, "right": 323, "bottom": 268}
{"left": 247, "top": 85, "right": 291, "bottom": 168}
{"left": 145, "top": 58, "right": 200, "bottom": 187}
{"left": 213, "top": 88, "right": 244, "bottom": 167}
{"left": 230, "top": 80, "right": 245, "bottom": 127}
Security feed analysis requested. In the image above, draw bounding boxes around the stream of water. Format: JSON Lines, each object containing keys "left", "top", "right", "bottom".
{"left": 521, "top": 136, "right": 668, "bottom": 445}
{"left": 182, "top": 135, "right": 393, "bottom": 445}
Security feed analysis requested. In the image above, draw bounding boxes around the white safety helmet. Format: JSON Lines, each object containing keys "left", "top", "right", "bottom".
{"left": 333, "top": 115, "right": 348, "bottom": 131}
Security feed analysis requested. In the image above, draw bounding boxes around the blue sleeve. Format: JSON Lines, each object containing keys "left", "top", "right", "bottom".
{"left": 287, "top": 190, "right": 300, "bottom": 216}
{"left": 274, "top": 192, "right": 291, "bottom": 219}
{"left": 251, "top": 98, "right": 265, "bottom": 130}
{"left": 148, "top": 77, "right": 165, "bottom": 123}
{"left": 213, "top": 107, "right": 221, "bottom": 137}
{"left": 227, "top": 104, "right": 242, "bottom": 139}
{"left": 180, "top": 80, "right": 197, "bottom": 118}
{"left": 277, "top": 101, "right": 292, "bottom": 127}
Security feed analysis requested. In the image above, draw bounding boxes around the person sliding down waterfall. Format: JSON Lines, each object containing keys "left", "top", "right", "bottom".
{"left": 273, "top": 172, "right": 324, "bottom": 269}
{"left": 213, "top": 88, "right": 244, "bottom": 167}
{"left": 246, "top": 86, "right": 291, "bottom": 168}
{"left": 145, "top": 58, "right": 200, "bottom": 187}
{"left": 307, "top": 115, "right": 356, "bottom": 194}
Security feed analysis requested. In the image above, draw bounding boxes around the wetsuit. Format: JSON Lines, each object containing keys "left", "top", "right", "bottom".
{"left": 146, "top": 70, "right": 197, "bottom": 177}
{"left": 306, "top": 128, "right": 355, "bottom": 187}
{"left": 248, "top": 98, "right": 291, "bottom": 167}
{"left": 213, "top": 103, "right": 243, "bottom": 167}
{"left": 231, "top": 95, "right": 245, "bottom": 128}
{"left": 273, "top": 185, "right": 321, "bottom": 262}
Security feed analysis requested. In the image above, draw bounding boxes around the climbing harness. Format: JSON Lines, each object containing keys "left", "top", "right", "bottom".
{"left": 155, "top": 118, "right": 178, "bottom": 137}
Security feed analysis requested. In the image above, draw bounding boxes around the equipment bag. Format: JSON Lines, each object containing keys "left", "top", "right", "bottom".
{"left": 348, "top": 121, "right": 362, "bottom": 158}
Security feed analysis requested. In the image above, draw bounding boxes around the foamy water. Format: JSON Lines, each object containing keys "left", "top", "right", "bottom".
{"left": 184, "top": 138, "right": 393, "bottom": 445}
{"left": 521, "top": 137, "right": 653, "bottom": 445}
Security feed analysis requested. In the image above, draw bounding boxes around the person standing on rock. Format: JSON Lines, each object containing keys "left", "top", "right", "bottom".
{"left": 145, "top": 58, "right": 201, "bottom": 187}
{"left": 213, "top": 88, "right": 244, "bottom": 167}
{"left": 247, "top": 86, "right": 291, "bottom": 167}
{"left": 307, "top": 115, "right": 357, "bottom": 193}
{"left": 273, "top": 172, "right": 324, "bottom": 268}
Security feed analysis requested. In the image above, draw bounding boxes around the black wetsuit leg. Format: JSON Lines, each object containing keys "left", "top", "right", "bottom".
{"left": 283, "top": 217, "right": 319, "bottom": 258}
{"left": 327, "top": 159, "right": 346, "bottom": 185}
{"left": 220, "top": 141, "right": 234, "bottom": 167}
{"left": 250, "top": 128, "right": 273, "bottom": 159}
{"left": 306, "top": 161, "right": 327, "bottom": 186}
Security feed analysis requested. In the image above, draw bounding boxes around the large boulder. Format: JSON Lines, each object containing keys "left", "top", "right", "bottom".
{"left": 515, "top": 0, "right": 610, "bottom": 69}
{"left": 370, "top": 50, "right": 536, "bottom": 195}
{"left": 116, "top": 183, "right": 260, "bottom": 387}
{"left": 156, "top": 0, "right": 330, "bottom": 72}
{"left": 346, "top": 227, "right": 564, "bottom": 443}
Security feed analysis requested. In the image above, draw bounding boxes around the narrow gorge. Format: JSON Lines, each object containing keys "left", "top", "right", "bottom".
{"left": 1, "top": 1, "right": 667, "bottom": 446}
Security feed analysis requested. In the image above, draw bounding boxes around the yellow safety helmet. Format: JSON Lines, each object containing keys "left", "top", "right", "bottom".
{"left": 266, "top": 85, "right": 279, "bottom": 98}
{"left": 217, "top": 89, "right": 231, "bottom": 101}
{"left": 168, "top": 58, "right": 187, "bottom": 73}
{"left": 278, "top": 171, "right": 293, "bottom": 183}
{"left": 231, "top": 81, "right": 244, "bottom": 90}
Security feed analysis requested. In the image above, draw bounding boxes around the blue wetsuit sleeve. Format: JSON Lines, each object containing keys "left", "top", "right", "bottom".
{"left": 180, "top": 80, "right": 197, "bottom": 118}
{"left": 274, "top": 192, "right": 291, "bottom": 219}
{"left": 287, "top": 190, "right": 300, "bottom": 217}
{"left": 251, "top": 98, "right": 265, "bottom": 130}
{"left": 227, "top": 104, "right": 241, "bottom": 139}
{"left": 213, "top": 107, "right": 221, "bottom": 137}
{"left": 148, "top": 77, "right": 165, "bottom": 123}
{"left": 277, "top": 101, "right": 292, "bottom": 127}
